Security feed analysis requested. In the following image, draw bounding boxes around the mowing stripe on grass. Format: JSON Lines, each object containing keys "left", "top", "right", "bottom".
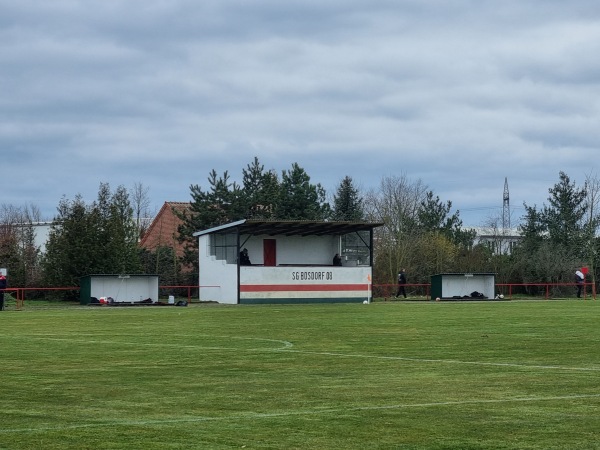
{"left": 2, "top": 393, "right": 600, "bottom": 434}
{"left": 10, "top": 333, "right": 600, "bottom": 373}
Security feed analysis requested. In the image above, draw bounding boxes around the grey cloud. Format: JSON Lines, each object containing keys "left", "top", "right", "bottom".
{"left": 1, "top": 0, "right": 598, "bottom": 224}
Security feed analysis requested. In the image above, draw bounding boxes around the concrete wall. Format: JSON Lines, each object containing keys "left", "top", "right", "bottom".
{"left": 240, "top": 266, "right": 372, "bottom": 304}
{"left": 198, "top": 234, "right": 238, "bottom": 303}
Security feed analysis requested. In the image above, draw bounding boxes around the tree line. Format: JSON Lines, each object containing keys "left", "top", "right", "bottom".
{"left": 1, "top": 156, "right": 598, "bottom": 298}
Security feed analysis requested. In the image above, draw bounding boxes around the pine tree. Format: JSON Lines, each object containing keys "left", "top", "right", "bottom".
{"left": 177, "top": 159, "right": 331, "bottom": 272}
{"left": 107, "top": 185, "right": 141, "bottom": 274}
{"left": 332, "top": 176, "right": 364, "bottom": 221}
{"left": 176, "top": 170, "right": 243, "bottom": 271}
{"left": 42, "top": 185, "right": 142, "bottom": 289}
{"left": 542, "top": 172, "right": 588, "bottom": 256}
{"left": 514, "top": 172, "right": 589, "bottom": 283}
{"left": 276, "top": 163, "right": 330, "bottom": 220}
{"left": 518, "top": 172, "right": 588, "bottom": 260}
{"left": 241, "top": 157, "right": 279, "bottom": 219}
{"left": 43, "top": 195, "right": 95, "bottom": 286}
{"left": 417, "top": 191, "right": 475, "bottom": 247}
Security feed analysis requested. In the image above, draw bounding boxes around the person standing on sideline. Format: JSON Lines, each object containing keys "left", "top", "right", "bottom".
{"left": 575, "top": 269, "right": 585, "bottom": 298}
{"left": 396, "top": 268, "right": 407, "bottom": 298}
{"left": 0, "top": 273, "right": 6, "bottom": 311}
{"left": 333, "top": 253, "right": 342, "bottom": 266}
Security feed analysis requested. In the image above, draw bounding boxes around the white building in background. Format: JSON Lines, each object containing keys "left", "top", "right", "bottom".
{"left": 12, "top": 221, "right": 53, "bottom": 254}
{"left": 32, "top": 222, "right": 52, "bottom": 253}
{"left": 470, "top": 227, "right": 522, "bottom": 255}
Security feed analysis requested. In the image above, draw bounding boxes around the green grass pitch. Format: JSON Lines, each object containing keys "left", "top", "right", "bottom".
{"left": 1, "top": 300, "right": 600, "bottom": 449}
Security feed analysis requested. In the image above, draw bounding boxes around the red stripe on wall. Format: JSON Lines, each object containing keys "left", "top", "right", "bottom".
{"left": 240, "top": 284, "right": 369, "bottom": 292}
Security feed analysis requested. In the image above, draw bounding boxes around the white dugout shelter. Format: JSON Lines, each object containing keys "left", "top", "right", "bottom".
{"left": 194, "top": 220, "right": 383, "bottom": 304}
{"left": 80, "top": 274, "right": 159, "bottom": 305}
{"left": 430, "top": 273, "right": 496, "bottom": 300}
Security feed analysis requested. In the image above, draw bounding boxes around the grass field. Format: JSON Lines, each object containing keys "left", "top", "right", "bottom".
{"left": 1, "top": 299, "right": 600, "bottom": 449}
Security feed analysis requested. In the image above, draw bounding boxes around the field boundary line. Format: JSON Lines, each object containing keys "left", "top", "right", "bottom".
{"left": 278, "top": 349, "right": 600, "bottom": 372}
{"left": 4, "top": 334, "right": 294, "bottom": 351}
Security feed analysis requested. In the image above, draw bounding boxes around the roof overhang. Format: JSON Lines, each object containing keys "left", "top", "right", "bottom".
{"left": 193, "top": 219, "right": 384, "bottom": 238}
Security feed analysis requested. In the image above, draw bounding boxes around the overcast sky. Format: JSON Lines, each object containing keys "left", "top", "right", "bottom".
{"left": 2, "top": 1, "right": 599, "bottom": 227}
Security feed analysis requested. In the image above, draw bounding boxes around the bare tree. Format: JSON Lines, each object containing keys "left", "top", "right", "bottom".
{"left": 584, "top": 171, "right": 600, "bottom": 288}
{"left": 130, "top": 182, "right": 153, "bottom": 240}
{"left": 480, "top": 211, "right": 519, "bottom": 256}
{"left": 363, "top": 174, "right": 428, "bottom": 284}
{"left": 0, "top": 203, "right": 43, "bottom": 286}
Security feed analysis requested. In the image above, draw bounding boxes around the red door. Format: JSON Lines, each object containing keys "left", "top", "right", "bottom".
{"left": 264, "top": 239, "right": 276, "bottom": 266}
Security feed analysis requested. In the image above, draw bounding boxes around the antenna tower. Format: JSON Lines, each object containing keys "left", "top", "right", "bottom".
{"left": 502, "top": 177, "right": 510, "bottom": 232}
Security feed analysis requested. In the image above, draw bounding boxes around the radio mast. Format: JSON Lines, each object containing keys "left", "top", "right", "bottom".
{"left": 502, "top": 177, "right": 510, "bottom": 232}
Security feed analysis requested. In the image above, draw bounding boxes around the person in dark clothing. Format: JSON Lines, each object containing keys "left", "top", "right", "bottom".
{"left": 0, "top": 274, "right": 6, "bottom": 311}
{"left": 239, "top": 248, "right": 251, "bottom": 266}
{"left": 575, "top": 269, "right": 585, "bottom": 298}
{"left": 396, "top": 268, "right": 407, "bottom": 298}
{"left": 333, "top": 253, "right": 342, "bottom": 266}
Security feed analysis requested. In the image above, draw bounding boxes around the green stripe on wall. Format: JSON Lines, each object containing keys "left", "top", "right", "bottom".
{"left": 240, "top": 297, "right": 368, "bottom": 305}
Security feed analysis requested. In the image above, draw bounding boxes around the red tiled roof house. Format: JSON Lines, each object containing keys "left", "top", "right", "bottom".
{"left": 140, "top": 202, "right": 191, "bottom": 261}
